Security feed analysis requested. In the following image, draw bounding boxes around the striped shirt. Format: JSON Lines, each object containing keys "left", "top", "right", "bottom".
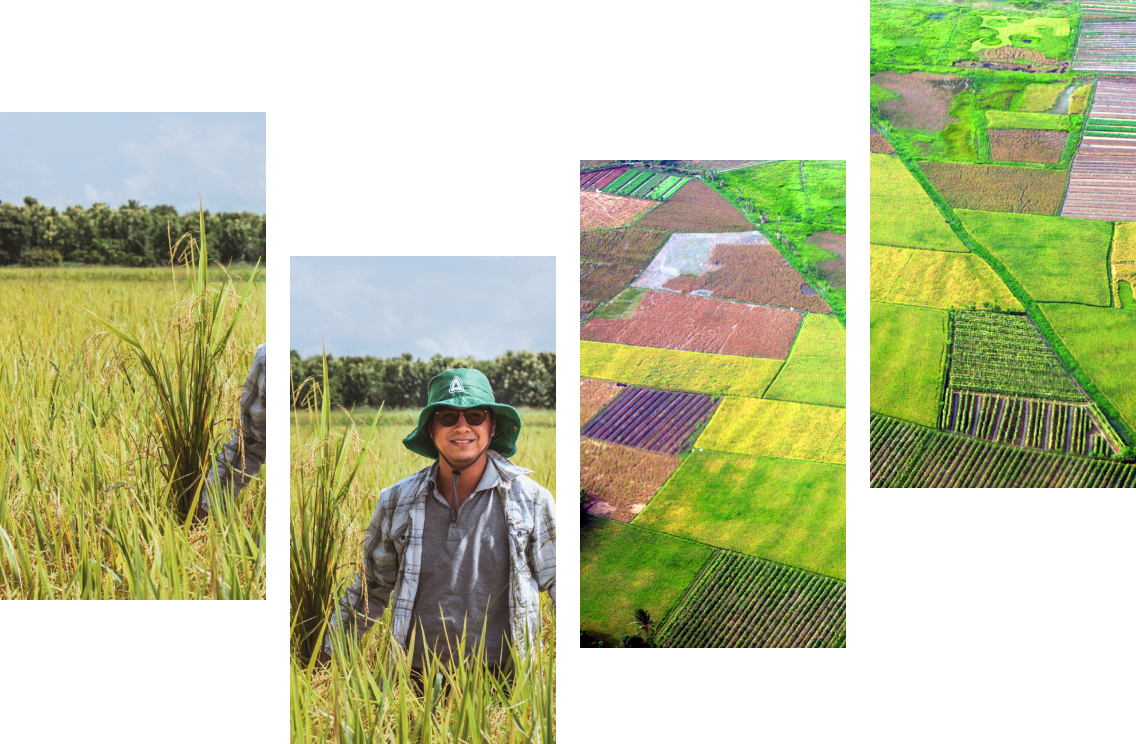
{"left": 205, "top": 343, "right": 266, "bottom": 502}
{"left": 329, "top": 450, "right": 556, "bottom": 660}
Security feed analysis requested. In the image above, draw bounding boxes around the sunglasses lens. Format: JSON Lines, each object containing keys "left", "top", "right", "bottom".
{"left": 436, "top": 409, "right": 487, "bottom": 426}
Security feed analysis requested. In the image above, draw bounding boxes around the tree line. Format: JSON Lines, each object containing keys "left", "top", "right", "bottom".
{"left": 0, "top": 197, "right": 266, "bottom": 267}
{"left": 290, "top": 349, "right": 556, "bottom": 409}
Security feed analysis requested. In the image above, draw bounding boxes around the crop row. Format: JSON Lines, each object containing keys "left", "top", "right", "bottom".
{"left": 941, "top": 390, "right": 1117, "bottom": 457}
{"left": 579, "top": 167, "right": 627, "bottom": 191}
{"left": 1084, "top": 118, "right": 1136, "bottom": 139}
{"left": 948, "top": 311, "right": 1083, "bottom": 402}
{"left": 871, "top": 414, "right": 1136, "bottom": 488}
{"left": 656, "top": 550, "right": 846, "bottom": 649}
{"left": 600, "top": 168, "right": 690, "bottom": 201}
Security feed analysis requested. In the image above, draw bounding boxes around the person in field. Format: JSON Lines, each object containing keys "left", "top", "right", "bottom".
{"left": 197, "top": 343, "right": 266, "bottom": 519}
{"left": 323, "top": 368, "right": 556, "bottom": 679}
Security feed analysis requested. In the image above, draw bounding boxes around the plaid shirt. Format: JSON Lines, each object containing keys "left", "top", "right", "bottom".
{"left": 329, "top": 450, "right": 556, "bottom": 658}
{"left": 205, "top": 343, "right": 266, "bottom": 502}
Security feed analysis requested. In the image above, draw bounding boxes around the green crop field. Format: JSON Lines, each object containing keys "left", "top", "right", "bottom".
{"left": 985, "top": 110, "right": 1071, "bottom": 130}
{"left": 871, "top": 243, "right": 1023, "bottom": 311}
{"left": 871, "top": 301, "right": 949, "bottom": 428}
{"left": 763, "top": 313, "right": 847, "bottom": 407}
{"left": 696, "top": 397, "right": 845, "bottom": 465}
{"left": 872, "top": 155, "right": 968, "bottom": 252}
{"left": 580, "top": 341, "right": 783, "bottom": 398}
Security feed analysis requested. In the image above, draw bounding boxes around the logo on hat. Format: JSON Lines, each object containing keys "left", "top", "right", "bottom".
{"left": 449, "top": 376, "right": 465, "bottom": 394}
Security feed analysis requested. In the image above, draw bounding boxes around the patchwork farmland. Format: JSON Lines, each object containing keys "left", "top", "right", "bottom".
{"left": 871, "top": 0, "right": 1136, "bottom": 487}
{"left": 580, "top": 159, "right": 846, "bottom": 648}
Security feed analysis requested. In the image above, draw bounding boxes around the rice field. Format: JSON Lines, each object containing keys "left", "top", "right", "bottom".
{"left": 0, "top": 264, "right": 266, "bottom": 599}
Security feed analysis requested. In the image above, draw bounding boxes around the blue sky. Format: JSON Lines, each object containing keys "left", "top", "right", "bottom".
{"left": 290, "top": 256, "right": 556, "bottom": 359}
{"left": 0, "top": 113, "right": 265, "bottom": 214}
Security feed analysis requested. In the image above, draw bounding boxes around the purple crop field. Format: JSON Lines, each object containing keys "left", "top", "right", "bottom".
{"left": 580, "top": 386, "right": 720, "bottom": 455}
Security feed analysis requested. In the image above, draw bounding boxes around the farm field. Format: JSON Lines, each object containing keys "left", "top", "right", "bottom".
{"left": 871, "top": 2, "right": 1136, "bottom": 484}
{"left": 579, "top": 191, "right": 658, "bottom": 229}
{"left": 580, "top": 160, "right": 846, "bottom": 647}
{"left": 0, "top": 265, "right": 266, "bottom": 599}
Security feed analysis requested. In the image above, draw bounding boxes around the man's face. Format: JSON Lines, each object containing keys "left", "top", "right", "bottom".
{"left": 431, "top": 407, "right": 495, "bottom": 466}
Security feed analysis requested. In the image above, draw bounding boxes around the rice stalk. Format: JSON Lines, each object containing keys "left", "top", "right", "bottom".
{"left": 292, "top": 606, "right": 556, "bottom": 743}
{"left": 90, "top": 199, "right": 260, "bottom": 519}
{"left": 291, "top": 347, "right": 382, "bottom": 663}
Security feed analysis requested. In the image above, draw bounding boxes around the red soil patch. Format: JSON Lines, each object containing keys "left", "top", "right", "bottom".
{"left": 808, "top": 231, "right": 847, "bottom": 291}
{"left": 580, "top": 438, "right": 681, "bottom": 522}
{"left": 580, "top": 377, "right": 623, "bottom": 428}
{"left": 633, "top": 179, "right": 753, "bottom": 232}
{"left": 580, "top": 191, "right": 658, "bottom": 229}
{"left": 988, "top": 129, "right": 1068, "bottom": 164}
{"left": 662, "top": 243, "right": 831, "bottom": 313}
{"left": 870, "top": 133, "right": 896, "bottom": 154}
{"left": 580, "top": 290, "right": 802, "bottom": 360}
{"left": 870, "top": 71, "right": 967, "bottom": 132}
{"left": 581, "top": 261, "right": 644, "bottom": 303}
{"left": 580, "top": 228, "right": 670, "bottom": 302}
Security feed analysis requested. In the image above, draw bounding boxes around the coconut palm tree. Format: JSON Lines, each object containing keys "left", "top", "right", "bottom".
{"left": 627, "top": 608, "right": 663, "bottom": 649}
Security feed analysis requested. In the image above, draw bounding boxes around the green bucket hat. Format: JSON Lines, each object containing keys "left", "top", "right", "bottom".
{"left": 403, "top": 368, "right": 522, "bottom": 459}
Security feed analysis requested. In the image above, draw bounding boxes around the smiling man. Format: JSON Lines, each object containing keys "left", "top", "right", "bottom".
{"left": 324, "top": 368, "right": 556, "bottom": 679}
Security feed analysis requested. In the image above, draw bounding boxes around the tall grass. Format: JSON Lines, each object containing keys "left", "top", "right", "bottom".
{"left": 290, "top": 404, "right": 556, "bottom": 742}
{"left": 291, "top": 351, "right": 381, "bottom": 664}
{"left": 94, "top": 206, "right": 261, "bottom": 519}
{"left": 0, "top": 256, "right": 266, "bottom": 599}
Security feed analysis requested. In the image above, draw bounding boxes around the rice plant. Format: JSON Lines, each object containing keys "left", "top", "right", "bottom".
{"left": 94, "top": 203, "right": 261, "bottom": 519}
{"left": 0, "top": 224, "right": 265, "bottom": 599}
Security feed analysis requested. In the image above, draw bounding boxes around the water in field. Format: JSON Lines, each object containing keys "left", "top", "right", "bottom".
{"left": 1046, "top": 84, "right": 1079, "bottom": 115}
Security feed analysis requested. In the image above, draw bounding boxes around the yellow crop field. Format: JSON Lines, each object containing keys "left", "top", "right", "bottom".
{"left": 871, "top": 243, "right": 1023, "bottom": 311}
{"left": 763, "top": 314, "right": 846, "bottom": 408}
{"left": 0, "top": 244, "right": 264, "bottom": 599}
{"left": 695, "top": 397, "right": 845, "bottom": 465}
{"left": 1113, "top": 222, "right": 1136, "bottom": 303}
{"left": 871, "top": 154, "right": 968, "bottom": 252}
{"left": 580, "top": 341, "right": 782, "bottom": 398}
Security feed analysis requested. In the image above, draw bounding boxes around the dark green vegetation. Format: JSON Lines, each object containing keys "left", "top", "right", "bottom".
{"left": 290, "top": 349, "right": 555, "bottom": 410}
{"left": 0, "top": 196, "right": 266, "bottom": 266}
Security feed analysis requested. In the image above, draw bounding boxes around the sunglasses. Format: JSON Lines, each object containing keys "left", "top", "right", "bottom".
{"left": 434, "top": 408, "right": 490, "bottom": 427}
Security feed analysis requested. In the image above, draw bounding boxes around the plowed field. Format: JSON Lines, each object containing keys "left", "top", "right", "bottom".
{"left": 579, "top": 191, "right": 658, "bottom": 229}
{"left": 580, "top": 377, "right": 624, "bottom": 428}
{"left": 988, "top": 128, "right": 1068, "bottom": 164}
{"left": 582, "top": 386, "right": 720, "bottom": 455}
{"left": 580, "top": 439, "right": 681, "bottom": 522}
{"left": 869, "top": 71, "right": 962, "bottom": 132}
{"left": 632, "top": 179, "right": 753, "bottom": 232}
{"left": 920, "top": 162, "right": 1066, "bottom": 215}
{"left": 580, "top": 228, "right": 670, "bottom": 302}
